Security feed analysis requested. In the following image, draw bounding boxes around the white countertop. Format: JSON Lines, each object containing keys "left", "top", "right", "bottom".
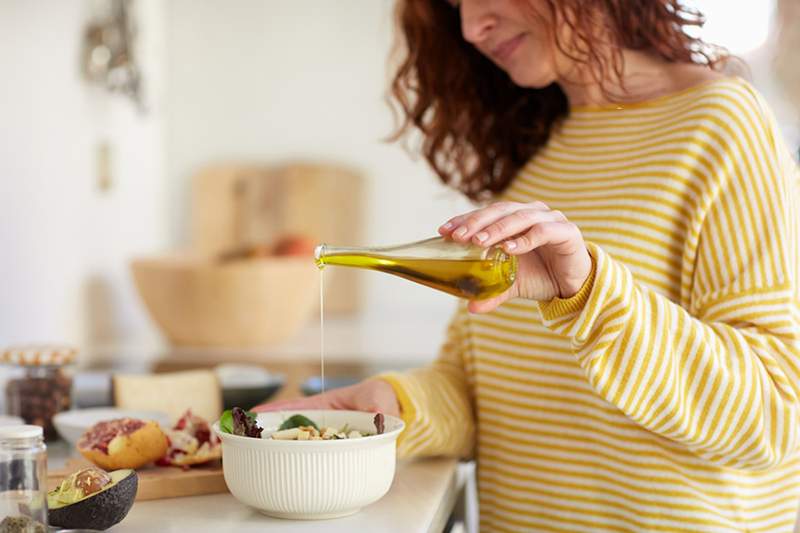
{"left": 113, "top": 458, "right": 466, "bottom": 533}
{"left": 47, "top": 441, "right": 473, "bottom": 533}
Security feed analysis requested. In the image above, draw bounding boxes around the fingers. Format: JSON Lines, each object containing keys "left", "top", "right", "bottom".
{"left": 438, "top": 208, "right": 482, "bottom": 237}
{"left": 467, "top": 287, "right": 514, "bottom": 314}
{"left": 472, "top": 208, "right": 565, "bottom": 248}
{"left": 504, "top": 220, "right": 580, "bottom": 255}
{"left": 439, "top": 201, "right": 553, "bottom": 245}
{"left": 438, "top": 201, "right": 527, "bottom": 240}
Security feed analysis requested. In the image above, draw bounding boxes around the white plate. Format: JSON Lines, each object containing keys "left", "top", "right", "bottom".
{"left": 53, "top": 408, "right": 171, "bottom": 445}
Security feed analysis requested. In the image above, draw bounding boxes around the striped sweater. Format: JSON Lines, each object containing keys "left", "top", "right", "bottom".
{"left": 382, "top": 77, "right": 800, "bottom": 532}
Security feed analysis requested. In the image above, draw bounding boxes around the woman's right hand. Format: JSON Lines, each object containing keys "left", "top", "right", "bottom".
{"left": 251, "top": 378, "right": 401, "bottom": 418}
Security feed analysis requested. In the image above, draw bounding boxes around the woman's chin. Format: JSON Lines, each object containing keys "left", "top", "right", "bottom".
{"left": 508, "top": 68, "right": 556, "bottom": 89}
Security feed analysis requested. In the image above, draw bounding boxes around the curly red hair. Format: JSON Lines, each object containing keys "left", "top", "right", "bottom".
{"left": 389, "top": 0, "right": 728, "bottom": 201}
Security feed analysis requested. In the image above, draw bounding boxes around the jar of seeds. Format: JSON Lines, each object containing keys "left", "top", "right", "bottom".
{"left": 2, "top": 347, "right": 75, "bottom": 440}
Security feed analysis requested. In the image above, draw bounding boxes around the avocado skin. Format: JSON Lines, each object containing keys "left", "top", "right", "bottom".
{"left": 48, "top": 470, "right": 138, "bottom": 531}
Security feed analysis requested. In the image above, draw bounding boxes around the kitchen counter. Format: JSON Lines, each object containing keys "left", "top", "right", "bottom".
{"left": 44, "top": 309, "right": 478, "bottom": 530}
{"left": 114, "top": 458, "right": 469, "bottom": 533}
{"left": 47, "top": 442, "right": 476, "bottom": 532}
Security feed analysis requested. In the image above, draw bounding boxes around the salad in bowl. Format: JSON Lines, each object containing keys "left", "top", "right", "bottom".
{"left": 214, "top": 408, "right": 404, "bottom": 519}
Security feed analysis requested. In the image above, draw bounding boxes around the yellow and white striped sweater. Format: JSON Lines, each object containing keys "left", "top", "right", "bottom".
{"left": 383, "top": 77, "right": 800, "bottom": 532}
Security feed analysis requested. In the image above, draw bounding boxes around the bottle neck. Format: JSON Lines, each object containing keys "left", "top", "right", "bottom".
{"left": 314, "top": 243, "right": 329, "bottom": 268}
{"left": 314, "top": 243, "right": 382, "bottom": 269}
{"left": 314, "top": 237, "right": 490, "bottom": 268}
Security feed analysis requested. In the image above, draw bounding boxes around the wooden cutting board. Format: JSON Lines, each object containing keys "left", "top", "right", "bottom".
{"left": 47, "top": 458, "right": 228, "bottom": 501}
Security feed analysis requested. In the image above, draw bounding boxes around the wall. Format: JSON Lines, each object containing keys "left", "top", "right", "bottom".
{"left": 0, "top": 0, "right": 167, "bottom": 356}
{"left": 693, "top": 0, "right": 799, "bottom": 151}
{"left": 164, "top": 0, "right": 474, "bottom": 327}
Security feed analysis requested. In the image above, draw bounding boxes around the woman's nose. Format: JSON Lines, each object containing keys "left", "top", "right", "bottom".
{"left": 460, "top": 0, "right": 497, "bottom": 45}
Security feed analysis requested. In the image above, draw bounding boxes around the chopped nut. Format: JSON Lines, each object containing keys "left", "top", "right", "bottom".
{"left": 269, "top": 416, "right": 373, "bottom": 441}
{"left": 272, "top": 428, "right": 300, "bottom": 440}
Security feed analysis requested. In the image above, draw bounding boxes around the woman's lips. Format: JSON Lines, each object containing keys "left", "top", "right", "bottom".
{"left": 492, "top": 33, "right": 525, "bottom": 64}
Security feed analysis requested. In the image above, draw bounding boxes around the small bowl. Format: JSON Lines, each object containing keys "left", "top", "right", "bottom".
{"left": 222, "top": 382, "right": 284, "bottom": 411}
{"left": 214, "top": 410, "right": 404, "bottom": 519}
{"left": 53, "top": 408, "right": 171, "bottom": 446}
{"left": 215, "top": 364, "right": 285, "bottom": 410}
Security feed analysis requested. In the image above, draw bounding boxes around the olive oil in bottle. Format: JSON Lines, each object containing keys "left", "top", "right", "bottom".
{"left": 314, "top": 236, "right": 517, "bottom": 300}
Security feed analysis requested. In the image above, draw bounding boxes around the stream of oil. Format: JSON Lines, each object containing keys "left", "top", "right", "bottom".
{"left": 320, "top": 269, "right": 325, "bottom": 397}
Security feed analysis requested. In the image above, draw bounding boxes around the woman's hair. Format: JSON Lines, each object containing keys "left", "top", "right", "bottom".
{"left": 389, "top": 0, "right": 728, "bottom": 201}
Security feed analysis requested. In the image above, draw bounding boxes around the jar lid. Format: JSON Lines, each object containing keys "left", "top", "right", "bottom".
{"left": 0, "top": 425, "right": 43, "bottom": 440}
{"left": 0, "top": 415, "right": 25, "bottom": 427}
{"left": 1, "top": 345, "right": 76, "bottom": 367}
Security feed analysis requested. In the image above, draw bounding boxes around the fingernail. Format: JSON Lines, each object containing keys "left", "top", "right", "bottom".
{"left": 475, "top": 232, "right": 488, "bottom": 243}
{"left": 441, "top": 221, "right": 453, "bottom": 230}
{"left": 454, "top": 226, "right": 467, "bottom": 238}
{"left": 505, "top": 241, "right": 517, "bottom": 251}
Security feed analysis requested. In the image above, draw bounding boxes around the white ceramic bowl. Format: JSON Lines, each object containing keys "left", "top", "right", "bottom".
{"left": 214, "top": 410, "right": 404, "bottom": 519}
{"left": 53, "top": 408, "right": 172, "bottom": 446}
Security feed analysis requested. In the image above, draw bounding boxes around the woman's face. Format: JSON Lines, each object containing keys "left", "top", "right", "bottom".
{"left": 457, "top": 0, "right": 560, "bottom": 88}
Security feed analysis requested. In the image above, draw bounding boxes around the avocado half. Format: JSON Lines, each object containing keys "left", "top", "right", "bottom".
{"left": 48, "top": 469, "right": 138, "bottom": 531}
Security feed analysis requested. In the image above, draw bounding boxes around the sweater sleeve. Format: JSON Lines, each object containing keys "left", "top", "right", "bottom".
{"left": 539, "top": 85, "right": 800, "bottom": 471}
{"left": 379, "top": 305, "right": 476, "bottom": 459}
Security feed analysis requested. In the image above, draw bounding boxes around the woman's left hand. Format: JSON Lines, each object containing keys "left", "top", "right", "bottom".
{"left": 439, "top": 201, "right": 593, "bottom": 313}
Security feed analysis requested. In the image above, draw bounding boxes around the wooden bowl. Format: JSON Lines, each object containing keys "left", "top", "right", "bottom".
{"left": 131, "top": 255, "right": 319, "bottom": 347}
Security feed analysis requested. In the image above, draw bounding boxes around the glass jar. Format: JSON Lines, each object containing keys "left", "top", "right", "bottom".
{"left": 2, "top": 347, "right": 75, "bottom": 441}
{"left": 0, "top": 425, "right": 48, "bottom": 531}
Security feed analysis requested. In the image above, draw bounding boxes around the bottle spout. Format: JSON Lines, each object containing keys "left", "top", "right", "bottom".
{"left": 314, "top": 243, "right": 327, "bottom": 269}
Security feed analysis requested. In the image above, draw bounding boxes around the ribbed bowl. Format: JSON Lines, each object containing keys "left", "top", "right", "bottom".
{"left": 213, "top": 410, "right": 404, "bottom": 519}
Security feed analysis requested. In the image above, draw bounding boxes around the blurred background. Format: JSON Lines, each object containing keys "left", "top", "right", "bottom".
{"left": 0, "top": 1, "right": 798, "bottom": 421}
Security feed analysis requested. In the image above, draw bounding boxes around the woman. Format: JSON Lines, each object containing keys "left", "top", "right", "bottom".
{"left": 258, "top": 0, "right": 800, "bottom": 530}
